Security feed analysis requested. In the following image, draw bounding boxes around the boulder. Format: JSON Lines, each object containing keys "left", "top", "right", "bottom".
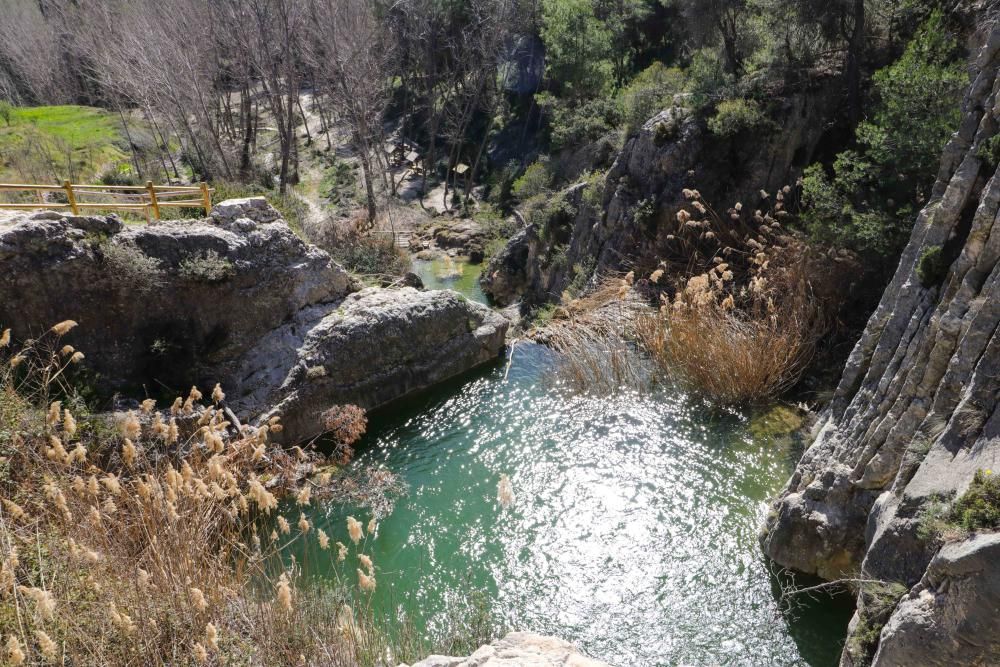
{"left": 871, "top": 534, "right": 1000, "bottom": 666}
{"left": 401, "top": 632, "right": 608, "bottom": 667}
{"left": 0, "top": 202, "right": 354, "bottom": 391}
{"left": 234, "top": 287, "right": 508, "bottom": 443}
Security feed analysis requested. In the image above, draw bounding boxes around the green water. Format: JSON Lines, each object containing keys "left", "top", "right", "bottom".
{"left": 411, "top": 256, "right": 487, "bottom": 303}
{"left": 293, "top": 343, "right": 853, "bottom": 666}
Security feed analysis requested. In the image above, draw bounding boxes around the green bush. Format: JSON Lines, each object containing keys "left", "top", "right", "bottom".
{"left": 618, "top": 64, "right": 686, "bottom": 133}
{"left": 687, "top": 49, "right": 735, "bottom": 109}
{"left": 178, "top": 250, "right": 235, "bottom": 283}
{"left": 102, "top": 241, "right": 165, "bottom": 292}
{"left": 327, "top": 230, "right": 411, "bottom": 278}
{"left": 950, "top": 469, "right": 1000, "bottom": 532}
{"left": 0, "top": 101, "right": 14, "bottom": 127}
{"left": 475, "top": 205, "right": 521, "bottom": 261}
{"left": 512, "top": 160, "right": 551, "bottom": 202}
{"left": 916, "top": 245, "right": 947, "bottom": 287}
{"left": 976, "top": 134, "right": 1000, "bottom": 167}
{"left": 800, "top": 11, "right": 965, "bottom": 260}
{"left": 538, "top": 93, "right": 621, "bottom": 151}
{"left": 707, "top": 98, "right": 774, "bottom": 138}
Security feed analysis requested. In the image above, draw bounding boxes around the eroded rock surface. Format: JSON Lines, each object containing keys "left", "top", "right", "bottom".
{"left": 0, "top": 198, "right": 508, "bottom": 441}
{"left": 760, "top": 26, "right": 1000, "bottom": 666}
{"left": 234, "top": 287, "right": 508, "bottom": 443}
{"left": 402, "top": 632, "right": 608, "bottom": 667}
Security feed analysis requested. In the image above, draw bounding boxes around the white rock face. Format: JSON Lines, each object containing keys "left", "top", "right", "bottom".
{"left": 402, "top": 633, "right": 609, "bottom": 667}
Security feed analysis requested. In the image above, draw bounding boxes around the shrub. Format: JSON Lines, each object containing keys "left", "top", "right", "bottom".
{"left": 634, "top": 188, "right": 835, "bottom": 405}
{"left": 618, "top": 63, "right": 686, "bottom": 133}
{"left": 178, "top": 250, "right": 235, "bottom": 283}
{"left": 800, "top": 11, "right": 965, "bottom": 262}
{"left": 0, "top": 100, "right": 13, "bottom": 127}
{"left": 475, "top": 206, "right": 521, "bottom": 262}
{"left": 538, "top": 93, "right": 621, "bottom": 151}
{"left": 976, "top": 134, "right": 1000, "bottom": 167}
{"left": 98, "top": 163, "right": 141, "bottom": 186}
{"left": 707, "top": 98, "right": 774, "bottom": 138}
{"left": 916, "top": 245, "right": 947, "bottom": 287}
{"left": 102, "top": 241, "right": 165, "bottom": 292}
{"left": 950, "top": 469, "right": 1000, "bottom": 532}
{"left": 687, "top": 48, "right": 735, "bottom": 109}
{"left": 512, "top": 160, "right": 551, "bottom": 202}
{"left": 636, "top": 278, "right": 821, "bottom": 404}
{"left": 0, "top": 321, "right": 462, "bottom": 665}
{"left": 327, "top": 227, "right": 411, "bottom": 278}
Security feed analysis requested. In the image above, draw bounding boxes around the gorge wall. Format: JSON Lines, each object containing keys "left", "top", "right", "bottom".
{"left": 760, "top": 26, "right": 1000, "bottom": 666}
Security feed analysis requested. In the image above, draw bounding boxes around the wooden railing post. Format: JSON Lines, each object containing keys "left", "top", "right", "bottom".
{"left": 146, "top": 181, "right": 160, "bottom": 221}
{"left": 62, "top": 180, "right": 78, "bottom": 215}
{"left": 199, "top": 182, "right": 211, "bottom": 216}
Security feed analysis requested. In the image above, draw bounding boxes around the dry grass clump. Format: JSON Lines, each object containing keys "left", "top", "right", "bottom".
{"left": 539, "top": 275, "right": 656, "bottom": 394}
{"left": 0, "top": 323, "right": 414, "bottom": 666}
{"left": 635, "top": 187, "right": 841, "bottom": 404}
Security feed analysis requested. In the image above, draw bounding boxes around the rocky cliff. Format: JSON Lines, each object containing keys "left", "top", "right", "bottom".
{"left": 760, "top": 26, "right": 1000, "bottom": 666}
{"left": 0, "top": 198, "right": 508, "bottom": 442}
{"left": 482, "top": 72, "right": 845, "bottom": 306}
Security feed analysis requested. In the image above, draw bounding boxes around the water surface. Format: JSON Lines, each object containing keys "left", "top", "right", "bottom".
{"left": 411, "top": 256, "right": 487, "bottom": 303}
{"left": 297, "top": 343, "right": 852, "bottom": 666}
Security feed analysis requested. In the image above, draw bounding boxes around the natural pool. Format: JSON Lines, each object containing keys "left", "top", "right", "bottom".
{"left": 410, "top": 256, "right": 488, "bottom": 303}
{"left": 293, "top": 341, "right": 853, "bottom": 666}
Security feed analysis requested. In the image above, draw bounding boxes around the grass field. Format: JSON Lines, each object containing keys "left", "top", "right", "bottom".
{"left": 0, "top": 105, "right": 129, "bottom": 184}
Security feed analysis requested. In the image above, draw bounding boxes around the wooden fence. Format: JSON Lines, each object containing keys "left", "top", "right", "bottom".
{"left": 0, "top": 181, "right": 214, "bottom": 221}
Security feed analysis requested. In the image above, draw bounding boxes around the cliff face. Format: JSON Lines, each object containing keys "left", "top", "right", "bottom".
{"left": 483, "top": 73, "right": 845, "bottom": 306}
{"left": 761, "top": 27, "right": 1000, "bottom": 666}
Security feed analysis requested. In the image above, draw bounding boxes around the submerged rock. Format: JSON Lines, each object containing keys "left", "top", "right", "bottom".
{"left": 401, "top": 632, "right": 608, "bottom": 667}
{"left": 0, "top": 199, "right": 507, "bottom": 442}
{"left": 761, "top": 25, "right": 1000, "bottom": 666}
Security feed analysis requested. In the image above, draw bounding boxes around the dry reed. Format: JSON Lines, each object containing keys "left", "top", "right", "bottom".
{"left": 0, "top": 322, "right": 447, "bottom": 666}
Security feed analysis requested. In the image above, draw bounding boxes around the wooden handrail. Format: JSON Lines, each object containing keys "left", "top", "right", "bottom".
{"left": 0, "top": 181, "right": 214, "bottom": 221}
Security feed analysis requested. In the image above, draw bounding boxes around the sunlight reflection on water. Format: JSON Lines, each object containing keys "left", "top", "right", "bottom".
{"left": 298, "top": 343, "right": 851, "bottom": 666}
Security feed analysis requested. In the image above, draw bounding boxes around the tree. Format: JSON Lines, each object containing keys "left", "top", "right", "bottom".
{"left": 540, "top": 0, "right": 613, "bottom": 101}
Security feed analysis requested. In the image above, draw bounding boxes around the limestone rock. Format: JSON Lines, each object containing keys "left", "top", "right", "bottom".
{"left": 0, "top": 205, "right": 354, "bottom": 390}
{"left": 234, "top": 286, "right": 509, "bottom": 443}
{"left": 481, "top": 72, "right": 845, "bottom": 306}
{"left": 761, "top": 26, "right": 1000, "bottom": 666}
{"left": 402, "top": 632, "right": 608, "bottom": 667}
{"left": 871, "top": 534, "right": 1000, "bottom": 666}
{"left": 0, "top": 201, "right": 508, "bottom": 445}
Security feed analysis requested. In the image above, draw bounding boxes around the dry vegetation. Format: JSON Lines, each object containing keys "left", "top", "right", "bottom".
{"left": 634, "top": 187, "right": 849, "bottom": 404}
{"left": 0, "top": 321, "right": 440, "bottom": 666}
{"left": 543, "top": 186, "right": 854, "bottom": 405}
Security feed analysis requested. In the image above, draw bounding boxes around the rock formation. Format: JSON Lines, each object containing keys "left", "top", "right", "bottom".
{"left": 760, "top": 26, "right": 1000, "bottom": 666}
{"left": 482, "top": 72, "right": 845, "bottom": 306}
{"left": 0, "top": 198, "right": 508, "bottom": 442}
{"left": 233, "top": 286, "right": 507, "bottom": 443}
{"left": 400, "top": 632, "right": 608, "bottom": 667}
